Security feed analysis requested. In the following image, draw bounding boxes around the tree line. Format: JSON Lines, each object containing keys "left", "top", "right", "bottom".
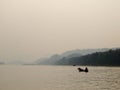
{"left": 55, "top": 49, "right": 120, "bottom": 66}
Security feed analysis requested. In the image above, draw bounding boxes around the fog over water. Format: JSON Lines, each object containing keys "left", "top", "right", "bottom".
{"left": 0, "top": 0, "right": 120, "bottom": 62}
{"left": 0, "top": 1, "right": 120, "bottom": 89}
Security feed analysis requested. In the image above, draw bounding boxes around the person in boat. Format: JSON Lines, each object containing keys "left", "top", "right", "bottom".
{"left": 85, "top": 67, "right": 88, "bottom": 72}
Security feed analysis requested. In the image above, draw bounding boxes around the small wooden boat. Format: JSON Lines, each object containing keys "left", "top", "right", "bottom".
{"left": 73, "top": 65, "right": 76, "bottom": 66}
{"left": 77, "top": 67, "right": 88, "bottom": 72}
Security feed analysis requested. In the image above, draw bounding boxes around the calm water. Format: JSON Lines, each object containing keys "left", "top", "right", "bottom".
{"left": 0, "top": 65, "right": 120, "bottom": 90}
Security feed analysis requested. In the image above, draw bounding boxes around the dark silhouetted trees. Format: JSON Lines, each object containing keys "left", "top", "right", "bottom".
{"left": 56, "top": 49, "right": 120, "bottom": 66}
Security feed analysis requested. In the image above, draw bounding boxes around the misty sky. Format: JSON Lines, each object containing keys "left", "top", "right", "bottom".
{"left": 0, "top": 0, "right": 120, "bottom": 62}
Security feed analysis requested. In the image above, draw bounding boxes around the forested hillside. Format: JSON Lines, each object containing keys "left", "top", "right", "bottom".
{"left": 56, "top": 49, "right": 120, "bottom": 66}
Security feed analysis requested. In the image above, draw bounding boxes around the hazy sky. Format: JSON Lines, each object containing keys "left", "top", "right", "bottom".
{"left": 0, "top": 0, "right": 120, "bottom": 62}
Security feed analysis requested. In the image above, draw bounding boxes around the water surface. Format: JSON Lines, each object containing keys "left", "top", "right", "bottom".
{"left": 0, "top": 65, "right": 120, "bottom": 90}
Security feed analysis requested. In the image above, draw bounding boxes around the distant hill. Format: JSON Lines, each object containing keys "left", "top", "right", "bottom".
{"left": 34, "top": 48, "right": 109, "bottom": 65}
{"left": 7, "top": 60, "right": 28, "bottom": 65}
{"left": 0, "top": 62, "right": 5, "bottom": 65}
{"left": 56, "top": 49, "right": 120, "bottom": 66}
{"left": 34, "top": 54, "right": 62, "bottom": 65}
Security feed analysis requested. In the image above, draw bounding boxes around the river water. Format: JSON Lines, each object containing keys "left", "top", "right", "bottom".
{"left": 0, "top": 65, "right": 120, "bottom": 90}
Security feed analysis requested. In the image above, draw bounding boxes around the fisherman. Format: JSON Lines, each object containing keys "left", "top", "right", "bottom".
{"left": 85, "top": 67, "right": 88, "bottom": 72}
